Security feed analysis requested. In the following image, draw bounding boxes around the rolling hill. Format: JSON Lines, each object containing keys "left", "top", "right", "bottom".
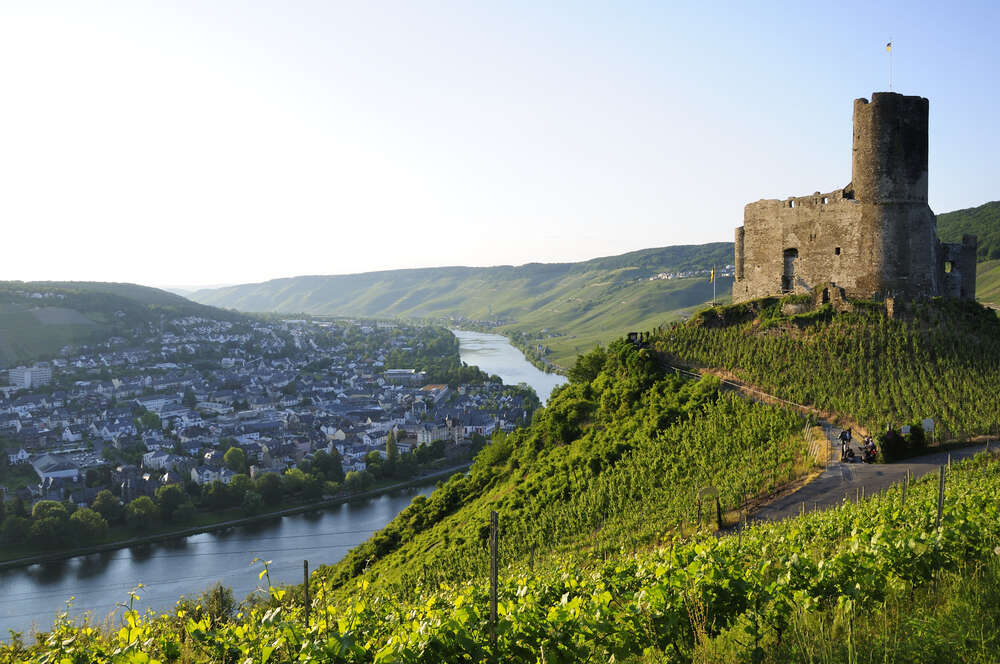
{"left": 190, "top": 244, "right": 734, "bottom": 368}
{"left": 187, "top": 200, "right": 999, "bottom": 369}
{"left": 0, "top": 281, "right": 246, "bottom": 368}
{"left": 937, "top": 200, "right": 1000, "bottom": 261}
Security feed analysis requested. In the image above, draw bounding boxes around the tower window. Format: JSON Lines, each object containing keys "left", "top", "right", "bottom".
{"left": 789, "top": 200, "right": 796, "bottom": 208}
{"left": 944, "top": 261, "right": 953, "bottom": 273}
{"left": 835, "top": 247, "right": 841, "bottom": 255}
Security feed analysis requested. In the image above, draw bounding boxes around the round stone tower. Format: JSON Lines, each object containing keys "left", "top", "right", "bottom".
{"left": 851, "top": 92, "right": 937, "bottom": 298}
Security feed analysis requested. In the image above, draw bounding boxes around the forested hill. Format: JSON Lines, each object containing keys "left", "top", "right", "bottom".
{"left": 0, "top": 281, "right": 246, "bottom": 367}
{"left": 189, "top": 243, "right": 734, "bottom": 368}
{"left": 190, "top": 243, "right": 734, "bottom": 317}
{"left": 937, "top": 200, "right": 1000, "bottom": 261}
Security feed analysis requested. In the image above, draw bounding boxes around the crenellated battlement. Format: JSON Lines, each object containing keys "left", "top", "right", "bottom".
{"left": 733, "top": 93, "right": 976, "bottom": 304}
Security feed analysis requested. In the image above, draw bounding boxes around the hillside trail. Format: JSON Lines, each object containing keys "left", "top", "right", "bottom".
{"left": 748, "top": 423, "right": 989, "bottom": 523}
{"left": 663, "top": 361, "right": 992, "bottom": 524}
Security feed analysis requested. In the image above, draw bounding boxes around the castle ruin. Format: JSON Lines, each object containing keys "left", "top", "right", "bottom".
{"left": 732, "top": 92, "right": 976, "bottom": 304}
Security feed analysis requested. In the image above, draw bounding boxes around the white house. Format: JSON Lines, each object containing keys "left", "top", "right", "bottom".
{"left": 7, "top": 448, "right": 29, "bottom": 465}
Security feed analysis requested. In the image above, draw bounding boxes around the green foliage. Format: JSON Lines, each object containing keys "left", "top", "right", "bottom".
{"left": 657, "top": 298, "right": 1000, "bottom": 437}
{"left": 0, "top": 281, "right": 246, "bottom": 367}
{"left": 937, "top": 200, "right": 1000, "bottom": 261}
{"left": 154, "top": 484, "right": 192, "bottom": 523}
{"left": 223, "top": 446, "right": 247, "bottom": 474}
{"left": 6, "top": 453, "right": 1000, "bottom": 663}
{"left": 323, "top": 338, "right": 808, "bottom": 596}
{"left": 69, "top": 507, "right": 108, "bottom": 544}
{"left": 30, "top": 500, "right": 68, "bottom": 522}
{"left": 125, "top": 496, "right": 160, "bottom": 530}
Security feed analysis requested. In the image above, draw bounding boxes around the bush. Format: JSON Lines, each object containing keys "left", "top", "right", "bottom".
{"left": 907, "top": 423, "right": 927, "bottom": 451}
{"left": 879, "top": 428, "right": 907, "bottom": 462}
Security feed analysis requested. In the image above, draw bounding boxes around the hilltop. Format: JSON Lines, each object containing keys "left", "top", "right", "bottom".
{"left": 0, "top": 281, "right": 245, "bottom": 368}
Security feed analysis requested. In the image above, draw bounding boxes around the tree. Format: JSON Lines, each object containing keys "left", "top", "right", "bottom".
{"left": 125, "top": 496, "right": 160, "bottom": 530}
{"left": 223, "top": 446, "right": 247, "bottom": 474}
{"left": 136, "top": 411, "right": 161, "bottom": 432}
{"left": 365, "top": 450, "right": 385, "bottom": 479}
{"left": 0, "top": 516, "right": 29, "bottom": 545}
{"left": 386, "top": 430, "right": 400, "bottom": 475}
{"left": 155, "top": 484, "right": 191, "bottom": 523}
{"left": 313, "top": 449, "right": 344, "bottom": 483}
{"left": 254, "top": 473, "right": 283, "bottom": 504}
{"left": 281, "top": 468, "right": 306, "bottom": 495}
{"left": 302, "top": 474, "right": 323, "bottom": 501}
{"left": 343, "top": 470, "right": 372, "bottom": 493}
{"left": 11, "top": 496, "right": 27, "bottom": 518}
{"left": 31, "top": 500, "right": 69, "bottom": 522}
{"left": 182, "top": 386, "right": 197, "bottom": 408}
{"left": 201, "top": 481, "right": 233, "bottom": 509}
{"left": 229, "top": 474, "right": 252, "bottom": 502}
{"left": 241, "top": 490, "right": 263, "bottom": 515}
{"left": 29, "top": 516, "right": 69, "bottom": 547}
{"left": 70, "top": 507, "right": 108, "bottom": 545}
{"left": 91, "top": 490, "right": 124, "bottom": 524}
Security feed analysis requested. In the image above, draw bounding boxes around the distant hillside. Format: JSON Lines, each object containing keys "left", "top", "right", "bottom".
{"left": 191, "top": 243, "right": 734, "bottom": 367}
{"left": 937, "top": 200, "right": 1000, "bottom": 261}
{"left": 0, "top": 281, "right": 244, "bottom": 368}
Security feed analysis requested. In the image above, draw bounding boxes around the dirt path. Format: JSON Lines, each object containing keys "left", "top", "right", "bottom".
{"left": 749, "top": 422, "right": 990, "bottom": 523}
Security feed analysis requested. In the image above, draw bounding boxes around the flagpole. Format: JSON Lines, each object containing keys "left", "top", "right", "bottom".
{"left": 888, "top": 39, "right": 892, "bottom": 91}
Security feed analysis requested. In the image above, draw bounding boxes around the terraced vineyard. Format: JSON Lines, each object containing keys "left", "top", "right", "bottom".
{"left": 654, "top": 298, "right": 1000, "bottom": 438}
{"left": 4, "top": 451, "right": 997, "bottom": 662}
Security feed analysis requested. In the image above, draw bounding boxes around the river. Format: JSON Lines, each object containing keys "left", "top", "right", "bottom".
{"left": 0, "top": 484, "right": 434, "bottom": 636}
{"left": 0, "top": 330, "right": 563, "bottom": 637}
{"left": 452, "top": 329, "right": 567, "bottom": 403}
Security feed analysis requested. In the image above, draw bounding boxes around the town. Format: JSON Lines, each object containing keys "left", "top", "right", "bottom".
{"left": 0, "top": 311, "right": 538, "bottom": 552}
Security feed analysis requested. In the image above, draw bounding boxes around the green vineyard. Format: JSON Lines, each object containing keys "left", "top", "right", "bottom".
{"left": 4, "top": 452, "right": 998, "bottom": 662}
{"left": 655, "top": 298, "right": 1000, "bottom": 437}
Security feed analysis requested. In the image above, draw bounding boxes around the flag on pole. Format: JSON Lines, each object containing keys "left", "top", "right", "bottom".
{"left": 886, "top": 41, "right": 892, "bottom": 52}
{"left": 709, "top": 268, "right": 715, "bottom": 283}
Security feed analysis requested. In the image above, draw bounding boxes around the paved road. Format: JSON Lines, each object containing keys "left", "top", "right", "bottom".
{"left": 750, "top": 423, "right": 990, "bottom": 523}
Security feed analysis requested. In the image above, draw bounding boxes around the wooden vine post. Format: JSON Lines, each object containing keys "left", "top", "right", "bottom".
{"left": 489, "top": 510, "right": 498, "bottom": 647}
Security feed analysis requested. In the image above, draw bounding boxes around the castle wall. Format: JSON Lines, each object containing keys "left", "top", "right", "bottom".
{"left": 939, "top": 235, "right": 978, "bottom": 299}
{"left": 733, "top": 190, "right": 869, "bottom": 302}
{"left": 733, "top": 92, "right": 976, "bottom": 305}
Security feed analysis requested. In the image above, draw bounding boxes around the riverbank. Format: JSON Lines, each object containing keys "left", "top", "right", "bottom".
{"left": 0, "top": 463, "right": 470, "bottom": 571}
{"left": 451, "top": 329, "right": 567, "bottom": 403}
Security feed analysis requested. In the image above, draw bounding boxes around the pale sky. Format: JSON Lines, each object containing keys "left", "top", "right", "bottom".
{"left": 1, "top": 1, "right": 997, "bottom": 288}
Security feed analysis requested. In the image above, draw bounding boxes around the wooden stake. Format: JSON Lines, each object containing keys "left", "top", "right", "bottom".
{"left": 936, "top": 465, "right": 946, "bottom": 529}
{"left": 303, "top": 560, "right": 310, "bottom": 628}
{"left": 489, "top": 510, "right": 498, "bottom": 647}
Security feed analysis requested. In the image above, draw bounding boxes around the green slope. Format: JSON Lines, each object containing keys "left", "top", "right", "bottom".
{"left": 937, "top": 200, "right": 1000, "bottom": 261}
{"left": 191, "top": 244, "right": 734, "bottom": 368}
{"left": 657, "top": 296, "right": 1000, "bottom": 437}
{"left": 0, "top": 281, "right": 244, "bottom": 367}
{"left": 185, "top": 200, "right": 999, "bottom": 370}
{"left": 975, "top": 259, "right": 1000, "bottom": 304}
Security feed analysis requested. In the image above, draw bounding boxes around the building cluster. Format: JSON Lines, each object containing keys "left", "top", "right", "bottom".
{"left": 649, "top": 266, "right": 735, "bottom": 282}
{"left": 1, "top": 317, "right": 533, "bottom": 509}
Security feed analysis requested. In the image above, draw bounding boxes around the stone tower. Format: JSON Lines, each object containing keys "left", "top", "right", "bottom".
{"left": 731, "top": 92, "right": 976, "bottom": 304}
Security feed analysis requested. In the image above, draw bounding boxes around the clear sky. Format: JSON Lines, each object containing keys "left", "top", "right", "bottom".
{"left": 1, "top": 1, "right": 996, "bottom": 288}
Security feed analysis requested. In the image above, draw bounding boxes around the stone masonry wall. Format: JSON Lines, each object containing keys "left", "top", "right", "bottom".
{"left": 733, "top": 189, "right": 871, "bottom": 302}
{"left": 733, "top": 92, "right": 976, "bottom": 304}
